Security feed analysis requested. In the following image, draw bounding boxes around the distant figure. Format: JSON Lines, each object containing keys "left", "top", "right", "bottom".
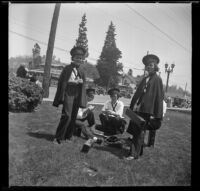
{"left": 30, "top": 73, "right": 37, "bottom": 83}
{"left": 30, "top": 73, "right": 42, "bottom": 88}
{"left": 52, "top": 46, "right": 87, "bottom": 144}
{"left": 126, "top": 54, "right": 164, "bottom": 160}
{"left": 98, "top": 88, "right": 126, "bottom": 136}
{"left": 16, "top": 65, "right": 28, "bottom": 78}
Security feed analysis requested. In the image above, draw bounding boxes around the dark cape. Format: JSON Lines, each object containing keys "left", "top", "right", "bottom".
{"left": 52, "top": 64, "right": 87, "bottom": 108}
{"left": 130, "top": 73, "right": 164, "bottom": 119}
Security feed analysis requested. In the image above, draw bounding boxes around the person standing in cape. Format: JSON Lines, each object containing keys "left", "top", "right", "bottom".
{"left": 126, "top": 54, "right": 164, "bottom": 160}
{"left": 52, "top": 46, "right": 87, "bottom": 144}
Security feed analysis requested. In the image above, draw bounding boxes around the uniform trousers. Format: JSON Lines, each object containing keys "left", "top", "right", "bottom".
{"left": 54, "top": 84, "right": 81, "bottom": 141}
{"left": 147, "top": 130, "right": 156, "bottom": 147}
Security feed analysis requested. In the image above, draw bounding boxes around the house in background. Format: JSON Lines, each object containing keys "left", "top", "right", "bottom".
{"left": 118, "top": 74, "right": 137, "bottom": 96}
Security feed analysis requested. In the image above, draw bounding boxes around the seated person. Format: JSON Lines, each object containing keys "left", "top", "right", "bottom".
{"left": 99, "top": 88, "right": 126, "bottom": 136}
{"left": 74, "top": 88, "right": 97, "bottom": 140}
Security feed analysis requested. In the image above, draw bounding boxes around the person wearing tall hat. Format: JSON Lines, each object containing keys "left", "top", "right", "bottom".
{"left": 125, "top": 54, "right": 164, "bottom": 160}
{"left": 73, "top": 88, "right": 98, "bottom": 140}
{"left": 52, "top": 46, "right": 87, "bottom": 144}
{"left": 99, "top": 87, "right": 126, "bottom": 136}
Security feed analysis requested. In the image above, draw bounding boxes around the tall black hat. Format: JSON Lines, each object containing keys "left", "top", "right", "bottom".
{"left": 86, "top": 88, "right": 95, "bottom": 94}
{"left": 142, "top": 54, "right": 160, "bottom": 65}
{"left": 70, "top": 46, "right": 86, "bottom": 57}
{"left": 86, "top": 88, "right": 95, "bottom": 98}
{"left": 107, "top": 88, "right": 120, "bottom": 96}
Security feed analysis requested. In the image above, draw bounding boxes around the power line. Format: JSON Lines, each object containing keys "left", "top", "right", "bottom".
{"left": 10, "top": 29, "right": 145, "bottom": 71}
{"left": 9, "top": 18, "right": 75, "bottom": 45}
{"left": 87, "top": 4, "right": 168, "bottom": 43}
{"left": 125, "top": 4, "right": 191, "bottom": 54}
{"left": 10, "top": 30, "right": 70, "bottom": 53}
{"left": 9, "top": 12, "right": 162, "bottom": 72}
{"left": 9, "top": 30, "right": 100, "bottom": 63}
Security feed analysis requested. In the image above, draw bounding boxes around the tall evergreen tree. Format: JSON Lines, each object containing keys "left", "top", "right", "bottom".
{"left": 75, "top": 13, "right": 89, "bottom": 58}
{"left": 96, "top": 21, "right": 123, "bottom": 89}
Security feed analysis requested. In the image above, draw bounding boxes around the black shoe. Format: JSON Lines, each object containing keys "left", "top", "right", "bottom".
{"left": 148, "top": 144, "right": 154, "bottom": 148}
{"left": 96, "top": 138, "right": 103, "bottom": 145}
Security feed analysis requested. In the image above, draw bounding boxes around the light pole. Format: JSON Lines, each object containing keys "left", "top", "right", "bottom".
{"left": 165, "top": 63, "right": 175, "bottom": 93}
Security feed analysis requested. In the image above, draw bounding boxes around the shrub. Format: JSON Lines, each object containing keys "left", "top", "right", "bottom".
{"left": 9, "top": 72, "right": 44, "bottom": 112}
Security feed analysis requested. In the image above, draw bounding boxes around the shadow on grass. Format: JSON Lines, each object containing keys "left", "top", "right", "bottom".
{"left": 93, "top": 144, "right": 129, "bottom": 159}
{"left": 27, "top": 132, "right": 54, "bottom": 142}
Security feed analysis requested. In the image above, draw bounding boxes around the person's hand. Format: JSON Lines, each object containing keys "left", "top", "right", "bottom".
{"left": 88, "top": 105, "right": 95, "bottom": 110}
{"left": 108, "top": 110, "right": 115, "bottom": 115}
{"left": 102, "top": 110, "right": 109, "bottom": 115}
{"left": 77, "top": 79, "right": 83, "bottom": 84}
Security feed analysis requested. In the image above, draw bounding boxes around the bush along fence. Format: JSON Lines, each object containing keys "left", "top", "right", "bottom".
{"left": 9, "top": 72, "right": 44, "bottom": 112}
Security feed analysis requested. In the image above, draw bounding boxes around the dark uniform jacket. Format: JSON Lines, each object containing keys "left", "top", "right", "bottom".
{"left": 52, "top": 64, "right": 87, "bottom": 108}
{"left": 130, "top": 73, "right": 164, "bottom": 119}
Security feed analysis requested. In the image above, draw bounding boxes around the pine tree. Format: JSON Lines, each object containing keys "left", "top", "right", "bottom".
{"left": 96, "top": 21, "right": 123, "bottom": 89}
{"left": 75, "top": 13, "right": 89, "bottom": 58}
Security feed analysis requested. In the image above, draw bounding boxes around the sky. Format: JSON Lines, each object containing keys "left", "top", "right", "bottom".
{"left": 9, "top": 2, "right": 192, "bottom": 93}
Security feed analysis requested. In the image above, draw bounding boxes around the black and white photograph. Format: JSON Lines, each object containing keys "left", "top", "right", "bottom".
{"left": 9, "top": 2, "right": 191, "bottom": 186}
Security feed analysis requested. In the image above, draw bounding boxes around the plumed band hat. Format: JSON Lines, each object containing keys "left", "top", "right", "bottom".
{"left": 107, "top": 88, "right": 120, "bottom": 96}
{"left": 70, "top": 46, "right": 86, "bottom": 57}
{"left": 86, "top": 88, "right": 95, "bottom": 95}
{"left": 142, "top": 54, "right": 160, "bottom": 65}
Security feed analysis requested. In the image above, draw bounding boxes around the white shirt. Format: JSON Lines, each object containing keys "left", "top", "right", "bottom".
{"left": 77, "top": 108, "right": 87, "bottom": 119}
{"left": 102, "top": 100, "right": 124, "bottom": 118}
{"left": 68, "top": 67, "right": 80, "bottom": 82}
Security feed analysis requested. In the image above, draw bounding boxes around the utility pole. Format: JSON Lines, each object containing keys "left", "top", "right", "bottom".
{"left": 165, "top": 62, "right": 175, "bottom": 93}
{"left": 42, "top": 3, "right": 61, "bottom": 98}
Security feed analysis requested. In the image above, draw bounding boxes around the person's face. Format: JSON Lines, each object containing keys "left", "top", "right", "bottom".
{"left": 72, "top": 54, "right": 85, "bottom": 67}
{"left": 110, "top": 94, "right": 118, "bottom": 103}
{"left": 145, "top": 62, "right": 156, "bottom": 75}
{"left": 87, "top": 94, "right": 94, "bottom": 102}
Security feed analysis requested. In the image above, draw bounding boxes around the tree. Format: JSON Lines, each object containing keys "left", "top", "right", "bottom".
{"left": 96, "top": 21, "right": 123, "bottom": 89}
{"left": 80, "top": 62, "right": 99, "bottom": 79}
{"left": 75, "top": 13, "right": 89, "bottom": 58}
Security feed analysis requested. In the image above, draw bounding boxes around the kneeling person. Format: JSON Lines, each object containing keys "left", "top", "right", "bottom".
{"left": 99, "top": 88, "right": 126, "bottom": 136}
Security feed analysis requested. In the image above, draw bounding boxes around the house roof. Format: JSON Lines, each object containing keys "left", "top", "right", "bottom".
{"left": 124, "top": 74, "right": 137, "bottom": 84}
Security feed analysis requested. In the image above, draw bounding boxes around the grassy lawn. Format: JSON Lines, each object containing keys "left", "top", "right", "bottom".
{"left": 9, "top": 101, "right": 191, "bottom": 186}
